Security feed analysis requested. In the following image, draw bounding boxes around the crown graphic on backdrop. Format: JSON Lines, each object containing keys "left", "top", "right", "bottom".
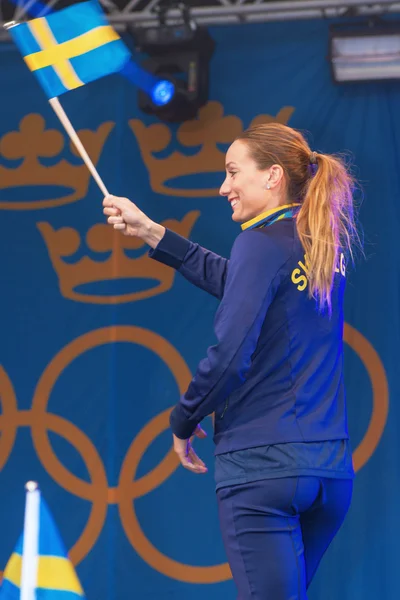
{"left": 37, "top": 211, "right": 200, "bottom": 304}
{"left": 0, "top": 114, "right": 113, "bottom": 210}
{"left": 129, "top": 101, "right": 295, "bottom": 198}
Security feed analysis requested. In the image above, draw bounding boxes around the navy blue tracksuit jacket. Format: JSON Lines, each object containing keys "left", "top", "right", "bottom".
{"left": 149, "top": 214, "right": 348, "bottom": 455}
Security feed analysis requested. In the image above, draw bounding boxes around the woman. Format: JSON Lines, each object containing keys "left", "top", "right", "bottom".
{"left": 103, "top": 123, "right": 357, "bottom": 599}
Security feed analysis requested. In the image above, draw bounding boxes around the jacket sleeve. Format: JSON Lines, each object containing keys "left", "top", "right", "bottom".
{"left": 169, "top": 229, "right": 291, "bottom": 439}
{"left": 148, "top": 228, "right": 228, "bottom": 300}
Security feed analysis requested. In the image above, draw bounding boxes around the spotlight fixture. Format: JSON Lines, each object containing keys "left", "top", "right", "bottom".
{"left": 329, "top": 17, "right": 400, "bottom": 83}
{"left": 129, "top": 1, "right": 215, "bottom": 122}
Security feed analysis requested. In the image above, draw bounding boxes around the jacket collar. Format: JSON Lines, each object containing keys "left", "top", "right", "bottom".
{"left": 241, "top": 203, "right": 301, "bottom": 231}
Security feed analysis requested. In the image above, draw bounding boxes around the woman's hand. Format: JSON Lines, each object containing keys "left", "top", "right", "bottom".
{"left": 173, "top": 425, "right": 208, "bottom": 474}
{"left": 103, "top": 195, "right": 165, "bottom": 248}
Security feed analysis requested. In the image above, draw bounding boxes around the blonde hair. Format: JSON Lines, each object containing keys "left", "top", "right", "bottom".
{"left": 237, "top": 122, "right": 360, "bottom": 312}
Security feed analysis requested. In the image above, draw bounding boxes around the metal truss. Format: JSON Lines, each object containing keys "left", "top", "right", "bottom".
{"left": 1, "top": 0, "right": 400, "bottom": 37}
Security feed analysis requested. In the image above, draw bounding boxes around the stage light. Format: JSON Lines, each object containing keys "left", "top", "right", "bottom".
{"left": 151, "top": 80, "right": 176, "bottom": 106}
{"left": 128, "top": 1, "right": 215, "bottom": 123}
{"left": 330, "top": 19, "right": 400, "bottom": 83}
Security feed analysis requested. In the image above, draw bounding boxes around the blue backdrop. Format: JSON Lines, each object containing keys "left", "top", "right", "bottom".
{"left": 0, "top": 16, "right": 397, "bottom": 600}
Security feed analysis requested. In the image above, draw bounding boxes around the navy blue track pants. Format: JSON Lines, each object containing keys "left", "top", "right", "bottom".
{"left": 217, "top": 477, "right": 353, "bottom": 600}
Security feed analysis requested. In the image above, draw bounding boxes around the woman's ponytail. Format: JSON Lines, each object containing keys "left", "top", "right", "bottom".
{"left": 296, "top": 153, "right": 358, "bottom": 311}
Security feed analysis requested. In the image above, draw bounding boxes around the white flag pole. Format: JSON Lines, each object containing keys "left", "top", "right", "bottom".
{"left": 49, "top": 97, "right": 109, "bottom": 197}
{"left": 21, "top": 481, "right": 40, "bottom": 600}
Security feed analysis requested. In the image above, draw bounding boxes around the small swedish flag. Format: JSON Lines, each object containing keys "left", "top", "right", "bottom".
{"left": 8, "top": 0, "right": 130, "bottom": 98}
{"left": 0, "top": 485, "right": 85, "bottom": 599}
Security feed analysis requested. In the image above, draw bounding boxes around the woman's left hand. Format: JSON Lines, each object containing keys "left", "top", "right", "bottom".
{"left": 173, "top": 425, "right": 208, "bottom": 474}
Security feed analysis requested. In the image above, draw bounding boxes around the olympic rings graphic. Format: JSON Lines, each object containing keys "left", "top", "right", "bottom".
{"left": 343, "top": 324, "right": 389, "bottom": 471}
{"left": 0, "top": 323, "right": 389, "bottom": 583}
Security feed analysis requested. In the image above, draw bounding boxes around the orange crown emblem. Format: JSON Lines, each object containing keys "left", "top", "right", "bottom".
{"left": 129, "top": 101, "right": 294, "bottom": 197}
{"left": 37, "top": 211, "right": 200, "bottom": 304}
{"left": 0, "top": 114, "right": 113, "bottom": 210}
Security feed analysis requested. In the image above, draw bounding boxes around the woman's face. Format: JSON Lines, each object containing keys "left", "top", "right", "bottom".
{"left": 219, "top": 140, "right": 282, "bottom": 223}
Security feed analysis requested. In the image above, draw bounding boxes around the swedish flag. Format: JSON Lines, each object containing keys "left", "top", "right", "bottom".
{"left": 9, "top": 0, "right": 130, "bottom": 98}
{"left": 0, "top": 490, "right": 85, "bottom": 599}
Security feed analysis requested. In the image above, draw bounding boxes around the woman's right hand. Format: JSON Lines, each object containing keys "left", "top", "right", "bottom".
{"left": 103, "top": 195, "right": 166, "bottom": 248}
{"left": 103, "top": 195, "right": 149, "bottom": 237}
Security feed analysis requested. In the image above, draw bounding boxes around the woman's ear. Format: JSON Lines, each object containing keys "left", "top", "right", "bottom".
{"left": 266, "top": 164, "right": 284, "bottom": 188}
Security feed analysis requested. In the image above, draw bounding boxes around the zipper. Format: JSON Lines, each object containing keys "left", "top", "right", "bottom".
{"left": 220, "top": 399, "right": 229, "bottom": 419}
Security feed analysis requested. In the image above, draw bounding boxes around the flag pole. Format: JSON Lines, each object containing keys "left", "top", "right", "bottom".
{"left": 49, "top": 97, "right": 109, "bottom": 197}
{"left": 21, "top": 481, "right": 40, "bottom": 600}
